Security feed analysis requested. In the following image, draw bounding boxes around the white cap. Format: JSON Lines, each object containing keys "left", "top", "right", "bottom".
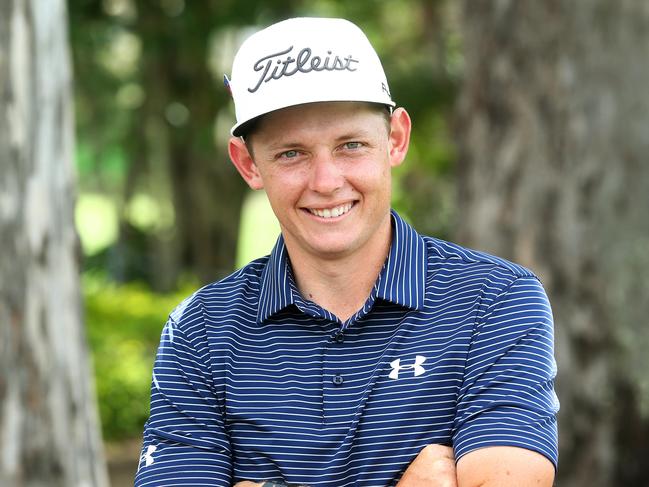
{"left": 226, "top": 17, "right": 395, "bottom": 136}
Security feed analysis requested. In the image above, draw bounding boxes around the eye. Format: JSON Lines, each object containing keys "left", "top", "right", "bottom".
{"left": 278, "top": 149, "right": 300, "bottom": 160}
{"left": 343, "top": 141, "right": 363, "bottom": 150}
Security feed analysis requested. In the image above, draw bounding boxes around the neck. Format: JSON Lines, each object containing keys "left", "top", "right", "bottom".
{"left": 284, "top": 215, "right": 392, "bottom": 322}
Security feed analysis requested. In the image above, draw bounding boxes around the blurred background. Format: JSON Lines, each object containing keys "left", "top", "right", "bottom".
{"left": 2, "top": 0, "right": 649, "bottom": 486}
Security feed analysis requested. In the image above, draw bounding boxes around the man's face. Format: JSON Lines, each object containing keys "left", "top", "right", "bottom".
{"left": 231, "top": 101, "right": 410, "bottom": 262}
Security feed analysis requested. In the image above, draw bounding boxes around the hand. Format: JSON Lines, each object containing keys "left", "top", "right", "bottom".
{"left": 396, "top": 444, "right": 457, "bottom": 487}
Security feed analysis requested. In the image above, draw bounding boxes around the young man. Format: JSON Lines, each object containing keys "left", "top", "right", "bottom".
{"left": 135, "top": 18, "right": 558, "bottom": 487}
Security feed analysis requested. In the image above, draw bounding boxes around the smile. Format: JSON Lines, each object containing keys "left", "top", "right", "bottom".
{"left": 307, "top": 202, "right": 354, "bottom": 219}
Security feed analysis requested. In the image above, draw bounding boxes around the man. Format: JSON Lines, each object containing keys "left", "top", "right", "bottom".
{"left": 135, "top": 17, "right": 558, "bottom": 486}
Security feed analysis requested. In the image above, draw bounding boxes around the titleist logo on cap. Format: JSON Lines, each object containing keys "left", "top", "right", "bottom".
{"left": 248, "top": 46, "right": 359, "bottom": 93}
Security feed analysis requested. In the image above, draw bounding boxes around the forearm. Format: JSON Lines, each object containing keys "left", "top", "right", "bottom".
{"left": 396, "top": 444, "right": 457, "bottom": 487}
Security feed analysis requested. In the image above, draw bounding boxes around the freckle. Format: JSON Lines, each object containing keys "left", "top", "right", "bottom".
{"left": 506, "top": 470, "right": 511, "bottom": 476}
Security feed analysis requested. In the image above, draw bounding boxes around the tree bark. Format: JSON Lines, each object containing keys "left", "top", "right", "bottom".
{"left": 0, "top": 1, "right": 109, "bottom": 485}
{"left": 456, "top": 1, "right": 649, "bottom": 486}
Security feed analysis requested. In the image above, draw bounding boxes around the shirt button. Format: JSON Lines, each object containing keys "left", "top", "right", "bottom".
{"left": 334, "top": 333, "right": 345, "bottom": 343}
{"left": 332, "top": 374, "right": 344, "bottom": 386}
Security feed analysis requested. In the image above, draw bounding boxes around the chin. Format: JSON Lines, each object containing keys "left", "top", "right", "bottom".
{"left": 308, "top": 241, "right": 358, "bottom": 258}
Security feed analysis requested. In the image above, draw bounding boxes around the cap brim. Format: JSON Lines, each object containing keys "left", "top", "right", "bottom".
{"left": 231, "top": 99, "right": 396, "bottom": 137}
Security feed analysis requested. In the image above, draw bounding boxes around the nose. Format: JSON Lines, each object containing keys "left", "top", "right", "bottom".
{"left": 308, "top": 151, "right": 344, "bottom": 194}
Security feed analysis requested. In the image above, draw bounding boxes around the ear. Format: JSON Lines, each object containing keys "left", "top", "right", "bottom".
{"left": 228, "top": 136, "right": 264, "bottom": 190}
{"left": 387, "top": 107, "right": 412, "bottom": 168}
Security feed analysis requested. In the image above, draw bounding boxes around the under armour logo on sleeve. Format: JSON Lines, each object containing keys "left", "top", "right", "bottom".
{"left": 140, "top": 444, "right": 157, "bottom": 468}
{"left": 389, "top": 355, "right": 427, "bottom": 380}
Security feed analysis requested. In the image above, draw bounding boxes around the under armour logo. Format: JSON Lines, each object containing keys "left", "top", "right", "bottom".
{"left": 140, "top": 445, "right": 157, "bottom": 468}
{"left": 389, "top": 355, "right": 426, "bottom": 380}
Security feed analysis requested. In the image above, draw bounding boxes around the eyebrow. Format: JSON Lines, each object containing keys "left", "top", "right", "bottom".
{"left": 334, "top": 130, "right": 373, "bottom": 142}
{"left": 263, "top": 141, "right": 305, "bottom": 153}
{"left": 267, "top": 130, "right": 374, "bottom": 150}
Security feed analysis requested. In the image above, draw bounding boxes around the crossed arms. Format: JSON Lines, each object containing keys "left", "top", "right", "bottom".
{"left": 234, "top": 444, "right": 555, "bottom": 487}
{"left": 397, "top": 444, "right": 554, "bottom": 486}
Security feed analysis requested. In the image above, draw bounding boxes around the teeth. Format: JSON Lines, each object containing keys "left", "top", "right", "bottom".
{"left": 309, "top": 202, "right": 353, "bottom": 219}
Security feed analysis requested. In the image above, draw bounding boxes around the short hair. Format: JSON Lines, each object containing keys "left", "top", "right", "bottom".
{"left": 242, "top": 102, "right": 393, "bottom": 157}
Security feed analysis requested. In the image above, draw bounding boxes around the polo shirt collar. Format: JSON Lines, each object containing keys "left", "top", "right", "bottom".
{"left": 257, "top": 210, "right": 427, "bottom": 323}
{"left": 257, "top": 237, "right": 294, "bottom": 323}
{"left": 374, "top": 210, "right": 427, "bottom": 311}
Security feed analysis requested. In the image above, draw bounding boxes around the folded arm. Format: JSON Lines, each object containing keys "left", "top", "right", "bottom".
{"left": 457, "top": 446, "right": 554, "bottom": 486}
{"left": 396, "top": 443, "right": 553, "bottom": 487}
{"left": 135, "top": 315, "right": 233, "bottom": 486}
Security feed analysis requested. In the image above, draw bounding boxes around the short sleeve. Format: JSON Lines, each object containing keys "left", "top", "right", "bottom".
{"left": 135, "top": 306, "right": 232, "bottom": 486}
{"left": 453, "top": 275, "right": 559, "bottom": 468}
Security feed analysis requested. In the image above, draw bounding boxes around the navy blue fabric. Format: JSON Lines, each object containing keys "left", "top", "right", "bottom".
{"left": 135, "top": 210, "right": 559, "bottom": 486}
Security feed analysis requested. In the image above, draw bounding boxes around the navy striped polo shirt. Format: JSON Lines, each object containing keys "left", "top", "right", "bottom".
{"left": 135, "top": 210, "right": 559, "bottom": 486}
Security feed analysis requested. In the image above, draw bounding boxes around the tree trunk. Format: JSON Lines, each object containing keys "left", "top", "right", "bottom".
{"left": 129, "top": 0, "right": 247, "bottom": 290}
{"left": 456, "top": 1, "right": 649, "bottom": 485}
{"left": 0, "top": 1, "right": 109, "bottom": 485}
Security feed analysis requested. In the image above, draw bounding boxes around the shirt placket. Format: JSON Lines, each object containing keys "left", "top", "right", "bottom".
{"left": 322, "top": 323, "right": 353, "bottom": 426}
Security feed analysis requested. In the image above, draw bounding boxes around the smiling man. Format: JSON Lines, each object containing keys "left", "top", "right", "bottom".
{"left": 135, "top": 18, "right": 559, "bottom": 487}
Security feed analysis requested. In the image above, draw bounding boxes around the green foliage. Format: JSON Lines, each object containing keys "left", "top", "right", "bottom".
{"left": 84, "top": 272, "right": 198, "bottom": 440}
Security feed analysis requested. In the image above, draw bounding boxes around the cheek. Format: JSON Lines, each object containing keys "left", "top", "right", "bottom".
{"left": 348, "top": 161, "right": 391, "bottom": 190}
{"left": 261, "top": 169, "right": 305, "bottom": 202}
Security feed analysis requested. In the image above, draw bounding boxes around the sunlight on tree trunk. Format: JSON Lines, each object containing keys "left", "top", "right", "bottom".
{"left": 0, "top": 0, "right": 109, "bottom": 485}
